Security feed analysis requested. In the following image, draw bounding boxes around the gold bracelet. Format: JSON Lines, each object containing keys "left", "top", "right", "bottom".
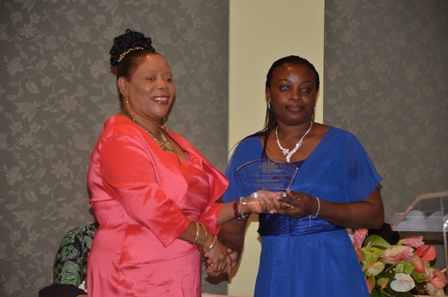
{"left": 192, "top": 221, "right": 200, "bottom": 245}
{"left": 202, "top": 233, "right": 218, "bottom": 252}
{"left": 197, "top": 222, "right": 207, "bottom": 241}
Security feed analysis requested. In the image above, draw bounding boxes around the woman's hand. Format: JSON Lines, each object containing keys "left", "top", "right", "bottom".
{"left": 240, "top": 190, "right": 284, "bottom": 214}
{"left": 276, "top": 188, "right": 384, "bottom": 230}
{"left": 275, "top": 189, "right": 318, "bottom": 218}
{"left": 204, "top": 239, "right": 233, "bottom": 276}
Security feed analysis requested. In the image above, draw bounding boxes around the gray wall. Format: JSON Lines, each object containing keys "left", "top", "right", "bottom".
{"left": 0, "top": 1, "right": 229, "bottom": 296}
{"left": 324, "top": 0, "right": 448, "bottom": 222}
{"left": 2, "top": 0, "right": 448, "bottom": 296}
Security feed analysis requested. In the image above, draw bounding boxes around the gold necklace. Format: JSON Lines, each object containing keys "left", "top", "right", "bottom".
{"left": 121, "top": 109, "right": 174, "bottom": 153}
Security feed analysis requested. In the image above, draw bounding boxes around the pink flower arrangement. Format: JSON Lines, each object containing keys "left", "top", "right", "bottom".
{"left": 354, "top": 229, "right": 447, "bottom": 297}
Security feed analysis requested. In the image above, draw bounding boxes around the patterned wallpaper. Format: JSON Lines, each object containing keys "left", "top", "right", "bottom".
{"left": 0, "top": 1, "right": 229, "bottom": 296}
{"left": 2, "top": 0, "right": 448, "bottom": 296}
{"left": 324, "top": 0, "right": 448, "bottom": 222}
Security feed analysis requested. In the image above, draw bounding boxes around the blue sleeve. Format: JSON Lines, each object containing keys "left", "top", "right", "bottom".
{"left": 293, "top": 127, "right": 382, "bottom": 203}
{"left": 222, "top": 137, "right": 263, "bottom": 202}
{"left": 344, "top": 133, "right": 382, "bottom": 201}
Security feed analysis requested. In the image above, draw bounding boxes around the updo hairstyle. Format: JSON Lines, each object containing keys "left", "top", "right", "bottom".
{"left": 110, "top": 29, "right": 157, "bottom": 82}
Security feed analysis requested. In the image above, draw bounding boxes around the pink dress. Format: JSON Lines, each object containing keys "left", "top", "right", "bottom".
{"left": 87, "top": 116, "right": 228, "bottom": 297}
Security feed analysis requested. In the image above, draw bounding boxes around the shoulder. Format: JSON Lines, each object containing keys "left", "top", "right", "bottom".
{"left": 324, "top": 125, "right": 363, "bottom": 145}
{"left": 95, "top": 115, "right": 141, "bottom": 145}
{"left": 102, "top": 115, "right": 139, "bottom": 135}
{"left": 92, "top": 116, "right": 162, "bottom": 162}
{"left": 92, "top": 116, "right": 144, "bottom": 151}
{"left": 231, "top": 135, "right": 262, "bottom": 158}
{"left": 320, "top": 126, "right": 374, "bottom": 164}
{"left": 227, "top": 135, "right": 262, "bottom": 167}
{"left": 325, "top": 125, "right": 350, "bottom": 137}
{"left": 234, "top": 134, "right": 261, "bottom": 150}
{"left": 99, "top": 116, "right": 168, "bottom": 148}
{"left": 310, "top": 125, "right": 369, "bottom": 158}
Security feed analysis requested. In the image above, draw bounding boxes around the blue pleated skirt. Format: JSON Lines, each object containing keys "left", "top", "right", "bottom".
{"left": 254, "top": 228, "right": 369, "bottom": 297}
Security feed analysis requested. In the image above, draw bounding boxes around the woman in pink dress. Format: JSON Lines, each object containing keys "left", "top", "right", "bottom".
{"left": 86, "top": 29, "right": 281, "bottom": 297}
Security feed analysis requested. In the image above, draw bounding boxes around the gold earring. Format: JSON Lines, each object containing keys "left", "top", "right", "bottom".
{"left": 126, "top": 97, "right": 133, "bottom": 116}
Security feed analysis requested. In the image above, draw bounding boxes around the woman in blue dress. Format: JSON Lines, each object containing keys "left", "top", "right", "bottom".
{"left": 220, "top": 55, "right": 384, "bottom": 296}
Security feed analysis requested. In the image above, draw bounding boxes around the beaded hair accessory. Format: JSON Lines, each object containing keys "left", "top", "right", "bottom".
{"left": 109, "top": 29, "right": 156, "bottom": 67}
{"left": 117, "top": 46, "right": 144, "bottom": 63}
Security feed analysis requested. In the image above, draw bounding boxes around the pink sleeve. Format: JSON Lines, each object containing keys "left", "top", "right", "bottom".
{"left": 98, "top": 133, "right": 190, "bottom": 247}
{"left": 199, "top": 202, "right": 224, "bottom": 235}
{"left": 169, "top": 132, "right": 228, "bottom": 234}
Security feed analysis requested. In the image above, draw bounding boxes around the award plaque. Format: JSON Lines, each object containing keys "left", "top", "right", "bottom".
{"left": 236, "top": 159, "right": 299, "bottom": 195}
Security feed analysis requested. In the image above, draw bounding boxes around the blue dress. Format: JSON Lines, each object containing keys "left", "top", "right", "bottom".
{"left": 222, "top": 127, "right": 382, "bottom": 297}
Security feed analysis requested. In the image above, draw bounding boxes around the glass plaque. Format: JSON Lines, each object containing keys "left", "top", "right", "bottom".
{"left": 236, "top": 159, "right": 299, "bottom": 195}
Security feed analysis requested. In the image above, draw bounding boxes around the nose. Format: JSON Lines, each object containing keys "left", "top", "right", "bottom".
{"left": 290, "top": 91, "right": 301, "bottom": 101}
{"left": 157, "top": 78, "right": 169, "bottom": 90}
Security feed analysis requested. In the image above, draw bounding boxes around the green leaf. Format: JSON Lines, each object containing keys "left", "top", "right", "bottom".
{"left": 364, "top": 235, "right": 391, "bottom": 249}
{"left": 411, "top": 270, "right": 427, "bottom": 283}
{"left": 403, "top": 261, "right": 415, "bottom": 274}
{"left": 360, "top": 246, "right": 384, "bottom": 266}
{"left": 395, "top": 261, "right": 405, "bottom": 273}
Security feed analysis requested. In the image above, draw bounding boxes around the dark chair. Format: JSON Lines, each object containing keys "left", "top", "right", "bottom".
{"left": 38, "top": 283, "right": 87, "bottom": 297}
{"left": 368, "top": 222, "right": 400, "bottom": 245}
{"left": 52, "top": 222, "right": 99, "bottom": 290}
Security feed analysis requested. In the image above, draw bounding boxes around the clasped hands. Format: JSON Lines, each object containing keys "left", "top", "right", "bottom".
{"left": 242, "top": 189, "right": 317, "bottom": 217}
{"left": 205, "top": 190, "right": 317, "bottom": 276}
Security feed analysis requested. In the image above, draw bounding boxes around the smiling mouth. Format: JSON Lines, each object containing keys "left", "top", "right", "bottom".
{"left": 153, "top": 97, "right": 169, "bottom": 104}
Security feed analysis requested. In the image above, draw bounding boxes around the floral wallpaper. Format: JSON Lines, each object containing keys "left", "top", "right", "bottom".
{"left": 2, "top": 0, "right": 447, "bottom": 296}
{"left": 324, "top": 0, "right": 448, "bottom": 223}
{"left": 0, "top": 0, "right": 229, "bottom": 296}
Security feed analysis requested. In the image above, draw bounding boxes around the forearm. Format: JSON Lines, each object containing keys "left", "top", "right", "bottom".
{"left": 216, "top": 191, "right": 283, "bottom": 225}
{"left": 217, "top": 219, "right": 246, "bottom": 257}
{"left": 317, "top": 188, "right": 384, "bottom": 229}
{"left": 216, "top": 202, "right": 236, "bottom": 225}
{"left": 178, "top": 221, "right": 216, "bottom": 249}
{"left": 216, "top": 199, "right": 255, "bottom": 226}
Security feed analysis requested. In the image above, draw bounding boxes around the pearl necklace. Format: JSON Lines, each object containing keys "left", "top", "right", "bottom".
{"left": 122, "top": 109, "right": 174, "bottom": 153}
{"left": 275, "top": 121, "right": 313, "bottom": 163}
